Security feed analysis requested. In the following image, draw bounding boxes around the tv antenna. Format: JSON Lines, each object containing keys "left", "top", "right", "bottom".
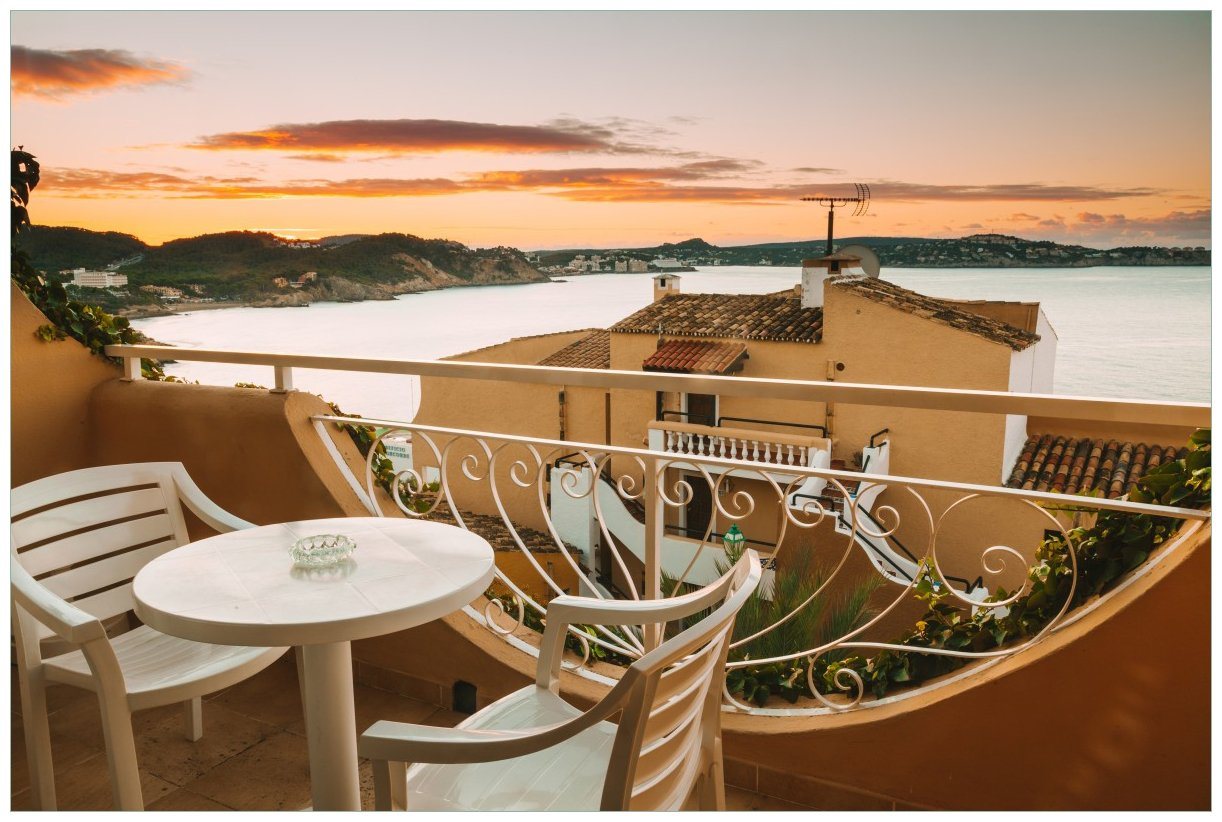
{"left": 801, "top": 183, "right": 871, "bottom": 255}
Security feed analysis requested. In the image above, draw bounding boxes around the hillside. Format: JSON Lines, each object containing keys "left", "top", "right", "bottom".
{"left": 533, "top": 234, "right": 1210, "bottom": 270}
{"left": 16, "top": 228, "right": 548, "bottom": 314}
{"left": 15, "top": 226, "right": 148, "bottom": 272}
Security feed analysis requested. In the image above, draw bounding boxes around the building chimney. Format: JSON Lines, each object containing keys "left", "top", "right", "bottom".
{"left": 652, "top": 273, "right": 681, "bottom": 302}
{"left": 800, "top": 252, "right": 862, "bottom": 308}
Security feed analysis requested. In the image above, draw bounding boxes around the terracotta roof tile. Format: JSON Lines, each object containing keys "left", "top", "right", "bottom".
{"left": 610, "top": 293, "right": 823, "bottom": 343}
{"left": 537, "top": 329, "right": 610, "bottom": 369}
{"left": 642, "top": 339, "right": 748, "bottom": 374}
{"left": 1005, "top": 433, "right": 1186, "bottom": 499}
{"left": 827, "top": 276, "right": 1041, "bottom": 351}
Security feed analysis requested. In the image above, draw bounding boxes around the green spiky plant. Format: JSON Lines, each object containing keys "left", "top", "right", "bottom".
{"left": 669, "top": 543, "right": 883, "bottom": 707}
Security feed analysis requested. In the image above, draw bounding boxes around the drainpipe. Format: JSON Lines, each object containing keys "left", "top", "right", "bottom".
{"left": 824, "top": 359, "right": 845, "bottom": 436}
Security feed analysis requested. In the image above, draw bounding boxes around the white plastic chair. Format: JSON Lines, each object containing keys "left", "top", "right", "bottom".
{"left": 359, "top": 549, "right": 762, "bottom": 812}
{"left": 10, "top": 462, "right": 289, "bottom": 810}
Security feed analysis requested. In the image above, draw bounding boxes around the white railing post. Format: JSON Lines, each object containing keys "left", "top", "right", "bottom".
{"left": 642, "top": 455, "right": 664, "bottom": 651}
{"left": 272, "top": 366, "right": 295, "bottom": 393}
{"left": 120, "top": 356, "right": 142, "bottom": 382}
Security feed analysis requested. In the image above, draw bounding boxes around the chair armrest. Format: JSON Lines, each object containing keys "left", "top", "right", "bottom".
{"left": 536, "top": 553, "right": 758, "bottom": 691}
{"left": 10, "top": 554, "right": 106, "bottom": 645}
{"left": 359, "top": 696, "right": 619, "bottom": 765}
{"left": 171, "top": 465, "right": 255, "bottom": 532}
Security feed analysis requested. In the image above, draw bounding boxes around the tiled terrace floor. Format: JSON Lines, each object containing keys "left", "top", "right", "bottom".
{"left": 11, "top": 654, "right": 811, "bottom": 811}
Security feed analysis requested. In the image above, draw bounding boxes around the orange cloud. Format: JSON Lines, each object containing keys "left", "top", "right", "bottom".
{"left": 547, "top": 179, "right": 1159, "bottom": 205}
{"left": 469, "top": 160, "right": 762, "bottom": 189}
{"left": 43, "top": 168, "right": 464, "bottom": 199}
{"left": 40, "top": 162, "right": 1176, "bottom": 215}
{"left": 191, "top": 118, "right": 627, "bottom": 155}
{"left": 11, "top": 45, "right": 187, "bottom": 99}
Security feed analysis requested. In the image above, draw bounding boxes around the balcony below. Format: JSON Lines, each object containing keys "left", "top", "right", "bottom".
{"left": 646, "top": 419, "right": 831, "bottom": 479}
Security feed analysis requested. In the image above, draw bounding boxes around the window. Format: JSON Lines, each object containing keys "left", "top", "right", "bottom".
{"left": 685, "top": 393, "right": 717, "bottom": 427}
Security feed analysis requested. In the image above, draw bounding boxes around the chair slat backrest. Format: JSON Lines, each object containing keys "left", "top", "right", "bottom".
{"left": 11, "top": 464, "right": 194, "bottom": 643}
{"left": 599, "top": 551, "right": 761, "bottom": 811}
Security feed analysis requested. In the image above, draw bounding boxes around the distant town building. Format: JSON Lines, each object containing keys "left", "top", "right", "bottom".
{"left": 963, "top": 233, "right": 1019, "bottom": 246}
{"left": 273, "top": 277, "right": 290, "bottom": 289}
{"left": 139, "top": 285, "right": 183, "bottom": 300}
{"left": 653, "top": 258, "right": 684, "bottom": 269}
{"left": 71, "top": 269, "right": 128, "bottom": 288}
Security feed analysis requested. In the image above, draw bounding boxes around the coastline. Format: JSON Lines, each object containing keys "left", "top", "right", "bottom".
{"left": 119, "top": 260, "right": 1211, "bottom": 321}
{"left": 120, "top": 272, "right": 557, "bottom": 319}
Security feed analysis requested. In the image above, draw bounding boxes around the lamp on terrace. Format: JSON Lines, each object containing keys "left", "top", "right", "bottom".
{"left": 723, "top": 523, "right": 746, "bottom": 556}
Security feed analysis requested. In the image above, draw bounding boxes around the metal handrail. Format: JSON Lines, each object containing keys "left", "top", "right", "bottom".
{"left": 717, "top": 416, "right": 829, "bottom": 437}
{"left": 663, "top": 524, "right": 778, "bottom": 549}
{"left": 659, "top": 409, "right": 715, "bottom": 426}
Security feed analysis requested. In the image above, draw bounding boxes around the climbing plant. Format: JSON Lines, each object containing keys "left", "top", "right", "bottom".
{"left": 11, "top": 148, "right": 165, "bottom": 378}
{"left": 816, "top": 427, "right": 1211, "bottom": 702}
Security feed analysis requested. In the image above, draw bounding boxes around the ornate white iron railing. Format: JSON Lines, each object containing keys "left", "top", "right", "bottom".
{"left": 310, "top": 415, "right": 1207, "bottom": 715}
{"left": 104, "top": 345, "right": 1211, "bottom": 715}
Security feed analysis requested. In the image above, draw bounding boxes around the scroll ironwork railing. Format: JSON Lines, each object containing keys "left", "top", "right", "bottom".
{"left": 311, "top": 416, "right": 1207, "bottom": 714}
{"left": 104, "top": 345, "right": 1212, "bottom": 715}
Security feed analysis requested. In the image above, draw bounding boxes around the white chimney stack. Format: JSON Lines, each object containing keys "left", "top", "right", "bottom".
{"left": 800, "top": 252, "right": 862, "bottom": 308}
{"left": 652, "top": 273, "right": 681, "bottom": 302}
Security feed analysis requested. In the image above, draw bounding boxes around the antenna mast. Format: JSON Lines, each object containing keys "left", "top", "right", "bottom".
{"left": 801, "top": 183, "right": 870, "bottom": 255}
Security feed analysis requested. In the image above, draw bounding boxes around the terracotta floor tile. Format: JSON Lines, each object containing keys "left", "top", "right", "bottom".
{"left": 11, "top": 692, "right": 110, "bottom": 796}
{"left": 286, "top": 682, "right": 437, "bottom": 738}
{"left": 419, "top": 707, "right": 467, "bottom": 728}
{"left": 177, "top": 731, "right": 312, "bottom": 811}
{"left": 11, "top": 667, "right": 92, "bottom": 718}
{"left": 133, "top": 701, "right": 281, "bottom": 787}
{"left": 146, "top": 787, "right": 236, "bottom": 811}
{"left": 10, "top": 751, "right": 177, "bottom": 811}
{"left": 726, "top": 785, "right": 814, "bottom": 811}
{"left": 205, "top": 653, "right": 305, "bottom": 729}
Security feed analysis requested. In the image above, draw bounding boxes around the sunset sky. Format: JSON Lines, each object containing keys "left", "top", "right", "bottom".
{"left": 10, "top": 10, "right": 1212, "bottom": 250}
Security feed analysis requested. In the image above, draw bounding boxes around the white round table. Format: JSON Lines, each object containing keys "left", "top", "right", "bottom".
{"left": 132, "top": 517, "right": 495, "bottom": 811}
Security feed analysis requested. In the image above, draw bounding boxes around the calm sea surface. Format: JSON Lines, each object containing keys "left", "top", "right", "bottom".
{"left": 133, "top": 265, "right": 1211, "bottom": 421}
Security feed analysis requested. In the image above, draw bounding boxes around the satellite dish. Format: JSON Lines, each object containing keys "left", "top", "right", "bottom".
{"left": 837, "top": 244, "right": 881, "bottom": 278}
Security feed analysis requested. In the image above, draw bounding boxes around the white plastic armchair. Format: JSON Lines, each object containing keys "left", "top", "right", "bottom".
{"left": 359, "top": 549, "right": 762, "bottom": 812}
{"left": 10, "top": 462, "right": 289, "bottom": 811}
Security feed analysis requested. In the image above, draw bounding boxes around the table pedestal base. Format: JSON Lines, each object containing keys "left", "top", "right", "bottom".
{"left": 301, "top": 642, "right": 360, "bottom": 811}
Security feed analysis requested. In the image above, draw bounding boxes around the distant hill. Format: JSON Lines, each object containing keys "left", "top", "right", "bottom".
{"left": 15, "top": 226, "right": 148, "bottom": 272}
{"left": 531, "top": 233, "right": 1209, "bottom": 269}
{"left": 16, "top": 228, "right": 548, "bottom": 311}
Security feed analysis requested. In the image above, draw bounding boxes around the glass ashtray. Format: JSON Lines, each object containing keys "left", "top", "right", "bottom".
{"left": 290, "top": 534, "right": 356, "bottom": 567}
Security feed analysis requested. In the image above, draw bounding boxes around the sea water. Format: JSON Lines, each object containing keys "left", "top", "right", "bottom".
{"left": 133, "top": 265, "right": 1211, "bottom": 421}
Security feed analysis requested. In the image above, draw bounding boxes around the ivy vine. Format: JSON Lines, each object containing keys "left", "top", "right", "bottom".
{"left": 11, "top": 149, "right": 165, "bottom": 379}
{"left": 815, "top": 428, "right": 1211, "bottom": 702}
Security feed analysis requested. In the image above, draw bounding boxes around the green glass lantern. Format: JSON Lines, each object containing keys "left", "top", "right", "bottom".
{"left": 722, "top": 523, "right": 746, "bottom": 556}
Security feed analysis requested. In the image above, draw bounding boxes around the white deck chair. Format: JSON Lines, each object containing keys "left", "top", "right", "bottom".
{"left": 11, "top": 462, "right": 289, "bottom": 810}
{"left": 359, "top": 549, "right": 762, "bottom": 812}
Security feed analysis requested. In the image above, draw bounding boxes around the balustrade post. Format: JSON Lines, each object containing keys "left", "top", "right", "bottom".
{"left": 642, "top": 456, "right": 664, "bottom": 651}
{"left": 272, "top": 366, "right": 295, "bottom": 393}
{"left": 120, "top": 356, "right": 143, "bottom": 382}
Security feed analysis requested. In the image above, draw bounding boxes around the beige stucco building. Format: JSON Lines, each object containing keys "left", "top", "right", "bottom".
{"left": 414, "top": 259, "right": 1190, "bottom": 599}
